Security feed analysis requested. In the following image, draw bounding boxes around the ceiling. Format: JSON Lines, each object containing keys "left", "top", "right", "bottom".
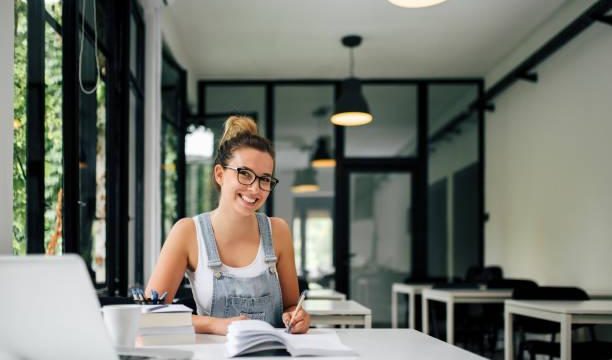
{"left": 163, "top": 0, "right": 569, "bottom": 80}
{"left": 165, "top": 0, "right": 571, "bottom": 173}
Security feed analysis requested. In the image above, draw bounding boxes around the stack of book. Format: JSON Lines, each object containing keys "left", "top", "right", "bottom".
{"left": 136, "top": 304, "right": 195, "bottom": 346}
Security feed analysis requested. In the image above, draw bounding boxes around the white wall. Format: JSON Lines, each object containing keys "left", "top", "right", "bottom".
{"left": 0, "top": 0, "right": 15, "bottom": 254}
{"left": 485, "top": 22, "right": 612, "bottom": 289}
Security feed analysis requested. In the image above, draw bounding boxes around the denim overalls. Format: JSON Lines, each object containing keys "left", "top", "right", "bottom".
{"left": 196, "top": 212, "right": 284, "bottom": 327}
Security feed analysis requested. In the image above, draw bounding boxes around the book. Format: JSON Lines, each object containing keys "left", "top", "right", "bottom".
{"left": 139, "top": 304, "right": 194, "bottom": 328}
{"left": 138, "top": 325, "right": 195, "bottom": 336}
{"left": 225, "top": 320, "right": 356, "bottom": 357}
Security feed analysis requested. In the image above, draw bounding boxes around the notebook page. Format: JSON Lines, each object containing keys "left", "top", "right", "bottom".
{"left": 282, "top": 329, "right": 356, "bottom": 356}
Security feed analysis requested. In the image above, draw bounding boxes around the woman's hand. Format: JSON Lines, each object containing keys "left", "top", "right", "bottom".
{"left": 214, "top": 315, "right": 248, "bottom": 335}
{"left": 282, "top": 307, "right": 310, "bottom": 334}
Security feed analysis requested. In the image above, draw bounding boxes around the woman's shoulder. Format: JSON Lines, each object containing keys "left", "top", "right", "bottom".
{"left": 268, "top": 216, "right": 291, "bottom": 251}
{"left": 268, "top": 216, "right": 290, "bottom": 233}
{"left": 166, "top": 217, "right": 198, "bottom": 248}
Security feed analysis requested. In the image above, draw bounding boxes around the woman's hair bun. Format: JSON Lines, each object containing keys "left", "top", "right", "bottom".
{"left": 219, "top": 115, "right": 258, "bottom": 147}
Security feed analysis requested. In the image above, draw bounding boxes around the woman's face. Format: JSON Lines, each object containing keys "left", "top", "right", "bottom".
{"left": 215, "top": 147, "right": 275, "bottom": 216}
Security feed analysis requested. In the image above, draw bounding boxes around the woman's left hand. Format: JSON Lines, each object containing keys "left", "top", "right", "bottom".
{"left": 282, "top": 307, "right": 310, "bottom": 334}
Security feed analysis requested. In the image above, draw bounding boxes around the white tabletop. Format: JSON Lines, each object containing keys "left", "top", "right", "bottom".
{"left": 153, "top": 329, "right": 485, "bottom": 360}
{"left": 423, "top": 288, "right": 512, "bottom": 300}
{"left": 392, "top": 282, "right": 434, "bottom": 293}
{"left": 304, "top": 299, "right": 371, "bottom": 315}
{"left": 307, "top": 288, "right": 347, "bottom": 300}
{"left": 505, "top": 300, "right": 612, "bottom": 314}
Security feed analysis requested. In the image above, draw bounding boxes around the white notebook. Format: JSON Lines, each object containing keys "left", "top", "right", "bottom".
{"left": 225, "top": 320, "right": 356, "bottom": 357}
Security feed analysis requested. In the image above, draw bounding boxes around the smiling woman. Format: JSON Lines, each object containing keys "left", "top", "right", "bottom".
{"left": 146, "top": 115, "right": 311, "bottom": 335}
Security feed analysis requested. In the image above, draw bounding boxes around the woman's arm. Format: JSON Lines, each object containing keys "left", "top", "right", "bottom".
{"left": 145, "top": 218, "right": 194, "bottom": 302}
{"left": 271, "top": 217, "right": 310, "bottom": 333}
{"left": 145, "top": 218, "right": 246, "bottom": 335}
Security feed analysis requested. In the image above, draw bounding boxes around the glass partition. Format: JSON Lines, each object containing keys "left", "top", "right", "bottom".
{"left": 427, "top": 84, "right": 480, "bottom": 279}
{"left": 273, "top": 85, "right": 335, "bottom": 285}
{"left": 349, "top": 172, "right": 412, "bottom": 327}
{"left": 345, "top": 84, "right": 417, "bottom": 157}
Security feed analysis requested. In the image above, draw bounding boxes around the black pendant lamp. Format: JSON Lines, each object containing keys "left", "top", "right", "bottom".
{"left": 311, "top": 136, "right": 336, "bottom": 168}
{"left": 330, "top": 35, "right": 373, "bottom": 127}
{"left": 291, "top": 168, "right": 320, "bottom": 193}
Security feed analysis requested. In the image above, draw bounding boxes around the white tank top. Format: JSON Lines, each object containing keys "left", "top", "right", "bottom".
{"left": 185, "top": 215, "right": 270, "bottom": 315}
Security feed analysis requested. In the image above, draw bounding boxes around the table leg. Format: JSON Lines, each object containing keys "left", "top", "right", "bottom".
{"left": 409, "top": 292, "right": 415, "bottom": 329}
{"left": 446, "top": 301, "right": 454, "bottom": 344}
{"left": 560, "top": 314, "right": 572, "bottom": 360}
{"left": 504, "top": 307, "right": 513, "bottom": 360}
{"left": 422, "top": 296, "right": 430, "bottom": 335}
{"left": 364, "top": 314, "right": 372, "bottom": 329}
{"left": 391, "top": 289, "right": 398, "bottom": 328}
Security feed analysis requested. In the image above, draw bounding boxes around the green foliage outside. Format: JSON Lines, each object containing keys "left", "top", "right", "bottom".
{"left": 13, "top": 0, "right": 27, "bottom": 255}
{"left": 12, "top": 1, "right": 64, "bottom": 255}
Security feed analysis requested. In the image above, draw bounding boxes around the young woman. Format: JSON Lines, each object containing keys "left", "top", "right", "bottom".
{"left": 146, "top": 116, "right": 310, "bottom": 335}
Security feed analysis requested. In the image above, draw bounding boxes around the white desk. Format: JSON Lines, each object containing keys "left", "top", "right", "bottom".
{"left": 422, "top": 288, "right": 513, "bottom": 345}
{"left": 153, "top": 329, "right": 486, "bottom": 359}
{"left": 307, "top": 288, "right": 347, "bottom": 301}
{"left": 504, "top": 300, "right": 612, "bottom": 360}
{"left": 391, "top": 282, "right": 433, "bottom": 329}
{"left": 304, "top": 299, "right": 372, "bottom": 328}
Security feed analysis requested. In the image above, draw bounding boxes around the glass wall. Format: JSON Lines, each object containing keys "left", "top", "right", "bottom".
{"left": 349, "top": 172, "right": 412, "bottom": 326}
{"left": 427, "top": 84, "right": 481, "bottom": 279}
{"left": 345, "top": 84, "right": 417, "bottom": 157}
{"left": 273, "top": 85, "right": 335, "bottom": 284}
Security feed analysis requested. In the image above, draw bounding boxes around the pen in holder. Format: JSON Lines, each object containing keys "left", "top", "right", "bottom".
{"left": 129, "top": 287, "right": 168, "bottom": 305}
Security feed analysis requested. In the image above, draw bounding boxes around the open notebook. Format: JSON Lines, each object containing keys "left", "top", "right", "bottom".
{"left": 225, "top": 320, "right": 356, "bottom": 357}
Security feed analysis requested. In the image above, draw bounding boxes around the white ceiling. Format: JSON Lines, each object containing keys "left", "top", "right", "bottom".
{"left": 164, "top": 0, "right": 569, "bottom": 79}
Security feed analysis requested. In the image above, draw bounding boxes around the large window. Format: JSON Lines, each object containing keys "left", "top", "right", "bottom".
{"left": 12, "top": 0, "right": 146, "bottom": 295}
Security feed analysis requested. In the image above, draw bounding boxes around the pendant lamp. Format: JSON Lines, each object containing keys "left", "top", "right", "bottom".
{"left": 310, "top": 106, "right": 336, "bottom": 168}
{"left": 330, "top": 35, "right": 373, "bottom": 127}
{"left": 311, "top": 136, "right": 336, "bottom": 168}
{"left": 291, "top": 168, "right": 320, "bottom": 193}
{"left": 388, "top": 0, "right": 448, "bottom": 8}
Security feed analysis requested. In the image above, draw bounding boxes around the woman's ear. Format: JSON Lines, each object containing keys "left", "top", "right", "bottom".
{"left": 213, "top": 164, "right": 224, "bottom": 187}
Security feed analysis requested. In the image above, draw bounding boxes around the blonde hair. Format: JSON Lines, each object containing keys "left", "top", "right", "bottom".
{"left": 218, "top": 116, "right": 259, "bottom": 146}
{"left": 213, "top": 115, "right": 275, "bottom": 191}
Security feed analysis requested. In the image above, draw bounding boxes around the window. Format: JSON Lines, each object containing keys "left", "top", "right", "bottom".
{"left": 12, "top": 0, "right": 147, "bottom": 295}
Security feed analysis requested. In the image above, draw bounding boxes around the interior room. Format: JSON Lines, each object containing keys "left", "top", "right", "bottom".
{"left": 2, "top": 0, "right": 612, "bottom": 359}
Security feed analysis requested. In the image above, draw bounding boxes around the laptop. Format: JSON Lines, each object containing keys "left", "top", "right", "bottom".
{"left": 0, "top": 255, "right": 192, "bottom": 360}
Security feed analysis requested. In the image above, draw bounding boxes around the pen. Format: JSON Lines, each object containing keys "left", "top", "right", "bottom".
{"left": 159, "top": 291, "right": 168, "bottom": 303}
{"left": 286, "top": 290, "right": 308, "bottom": 333}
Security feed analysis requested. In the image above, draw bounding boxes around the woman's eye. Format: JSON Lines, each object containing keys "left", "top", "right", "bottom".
{"left": 239, "top": 170, "right": 252, "bottom": 178}
{"left": 260, "top": 177, "right": 272, "bottom": 184}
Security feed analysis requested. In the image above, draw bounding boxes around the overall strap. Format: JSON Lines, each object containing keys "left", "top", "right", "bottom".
{"left": 256, "top": 213, "right": 277, "bottom": 264}
{"left": 197, "top": 212, "right": 222, "bottom": 268}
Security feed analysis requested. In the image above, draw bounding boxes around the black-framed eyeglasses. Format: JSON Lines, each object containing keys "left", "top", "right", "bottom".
{"left": 223, "top": 166, "right": 279, "bottom": 192}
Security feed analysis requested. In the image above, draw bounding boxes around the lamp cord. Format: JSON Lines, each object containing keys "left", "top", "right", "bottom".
{"left": 349, "top": 48, "right": 355, "bottom": 77}
{"left": 79, "top": 0, "right": 100, "bottom": 95}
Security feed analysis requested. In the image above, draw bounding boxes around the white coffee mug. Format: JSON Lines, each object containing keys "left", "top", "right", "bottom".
{"left": 101, "top": 305, "right": 142, "bottom": 348}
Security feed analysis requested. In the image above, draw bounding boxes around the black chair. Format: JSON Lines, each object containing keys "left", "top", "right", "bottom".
{"left": 512, "top": 286, "right": 612, "bottom": 360}
{"left": 480, "top": 279, "right": 538, "bottom": 355}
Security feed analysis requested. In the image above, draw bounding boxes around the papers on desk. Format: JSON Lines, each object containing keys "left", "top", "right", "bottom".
{"left": 225, "top": 320, "right": 356, "bottom": 357}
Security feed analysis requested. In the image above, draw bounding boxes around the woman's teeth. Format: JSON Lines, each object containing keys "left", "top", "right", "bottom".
{"left": 240, "top": 194, "right": 256, "bottom": 204}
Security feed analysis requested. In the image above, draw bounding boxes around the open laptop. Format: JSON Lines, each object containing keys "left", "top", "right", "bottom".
{"left": 0, "top": 255, "right": 192, "bottom": 360}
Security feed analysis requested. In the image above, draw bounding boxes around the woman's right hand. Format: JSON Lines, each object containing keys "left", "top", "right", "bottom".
{"left": 215, "top": 315, "right": 248, "bottom": 335}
